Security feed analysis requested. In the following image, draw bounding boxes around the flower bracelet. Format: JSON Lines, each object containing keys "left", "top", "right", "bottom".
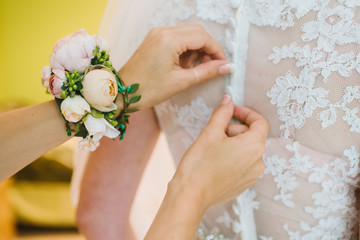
{"left": 41, "top": 29, "right": 141, "bottom": 151}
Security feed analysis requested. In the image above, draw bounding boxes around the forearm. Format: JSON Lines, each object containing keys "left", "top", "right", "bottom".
{"left": 0, "top": 100, "right": 69, "bottom": 182}
{"left": 145, "top": 179, "right": 206, "bottom": 240}
{"left": 77, "top": 108, "right": 161, "bottom": 240}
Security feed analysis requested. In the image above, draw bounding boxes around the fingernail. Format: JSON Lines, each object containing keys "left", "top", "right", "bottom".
{"left": 221, "top": 95, "right": 231, "bottom": 104}
{"left": 219, "top": 63, "right": 233, "bottom": 75}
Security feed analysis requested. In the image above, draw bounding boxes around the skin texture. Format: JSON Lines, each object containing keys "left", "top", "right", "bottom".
{"left": 117, "top": 25, "right": 232, "bottom": 110}
{"left": 78, "top": 97, "right": 269, "bottom": 240}
{"left": 144, "top": 97, "right": 269, "bottom": 240}
{"left": 0, "top": 25, "right": 270, "bottom": 239}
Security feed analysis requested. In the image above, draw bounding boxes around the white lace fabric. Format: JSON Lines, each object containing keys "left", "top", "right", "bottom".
{"left": 93, "top": 0, "right": 360, "bottom": 239}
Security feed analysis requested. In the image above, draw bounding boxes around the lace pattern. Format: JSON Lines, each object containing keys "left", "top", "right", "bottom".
{"left": 149, "top": 0, "right": 360, "bottom": 239}
{"left": 264, "top": 141, "right": 359, "bottom": 239}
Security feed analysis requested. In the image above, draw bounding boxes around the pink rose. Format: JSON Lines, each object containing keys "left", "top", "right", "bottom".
{"left": 93, "top": 34, "right": 110, "bottom": 53}
{"left": 41, "top": 66, "right": 52, "bottom": 89}
{"left": 50, "top": 29, "right": 96, "bottom": 73}
{"left": 49, "top": 69, "right": 67, "bottom": 98}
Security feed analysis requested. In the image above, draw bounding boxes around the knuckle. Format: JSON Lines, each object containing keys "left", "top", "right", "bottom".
{"left": 251, "top": 159, "right": 265, "bottom": 177}
{"left": 263, "top": 118, "right": 270, "bottom": 134}
{"left": 193, "top": 24, "right": 205, "bottom": 31}
{"left": 257, "top": 160, "right": 266, "bottom": 175}
{"left": 200, "top": 125, "right": 214, "bottom": 137}
{"left": 157, "top": 29, "right": 172, "bottom": 42}
{"left": 248, "top": 137, "right": 266, "bottom": 158}
{"left": 148, "top": 27, "right": 161, "bottom": 36}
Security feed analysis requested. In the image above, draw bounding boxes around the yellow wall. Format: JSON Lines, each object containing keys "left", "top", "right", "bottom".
{"left": 0, "top": 0, "right": 108, "bottom": 105}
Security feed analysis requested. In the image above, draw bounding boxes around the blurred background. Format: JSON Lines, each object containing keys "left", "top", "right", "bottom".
{"left": 0, "top": 0, "right": 108, "bottom": 239}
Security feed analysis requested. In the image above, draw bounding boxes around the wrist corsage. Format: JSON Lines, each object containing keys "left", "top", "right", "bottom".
{"left": 41, "top": 29, "right": 141, "bottom": 151}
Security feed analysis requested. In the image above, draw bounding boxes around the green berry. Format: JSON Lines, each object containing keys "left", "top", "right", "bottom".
{"left": 60, "top": 91, "right": 67, "bottom": 99}
{"left": 73, "top": 85, "right": 78, "bottom": 90}
{"left": 69, "top": 87, "right": 73, "bottom": 92}
{"left": 65, "top": 71, "right": 70, "bottom": 79}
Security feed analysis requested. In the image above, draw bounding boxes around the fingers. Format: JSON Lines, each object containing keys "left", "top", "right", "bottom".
{"left": 180, "top": 50, "right": 200, "bottom": 68}
{"left": 226, "top": 124, "right": 248, "bottom": 137}
{"left": 205, "top": 95, "right": 234, "bottom": 134}
{"left": 179, "top": 60, "right": 232, "bottom": 86}
{"left": 172, "top": 25, "right": 226, "bottom": 60}
{"left": 233, "top": 105, "right": 270, "bottom": 141}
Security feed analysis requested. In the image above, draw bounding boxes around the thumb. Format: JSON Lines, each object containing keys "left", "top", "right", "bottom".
{"left": 206, "top": 95, "right": 234, "bottom": 134}
{"left": 181, "top": 60, "right": 232, "bottom": 85}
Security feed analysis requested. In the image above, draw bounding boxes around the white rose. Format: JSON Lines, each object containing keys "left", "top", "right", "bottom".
{"left": 82, "top": 67, "right": 118, "bottom": 112}
{"left": 78, "top": 135, "right": 101, "bottom": 151}
{"left": 83, "top": 115, "right": 120, "bottom": 140}
{"left": 60, "top": 95, "right": 91, "bottom": 122}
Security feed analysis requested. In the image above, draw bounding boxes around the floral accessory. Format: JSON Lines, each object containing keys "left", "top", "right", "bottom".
{"left": 41, "top": 29, "right": 141, "bottom": 151}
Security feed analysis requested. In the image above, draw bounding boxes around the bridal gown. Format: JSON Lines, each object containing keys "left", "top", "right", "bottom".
{"left": 88, "top": 0, "right": 360, "bottom": 239}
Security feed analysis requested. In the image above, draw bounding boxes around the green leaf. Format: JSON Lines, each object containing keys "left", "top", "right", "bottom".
{"left": 54, "top": 98, "right": 63, "bottom": 112}
{"left": 85, "top": 65, "right": 92, "bottom": 75}
{"left": 107, "top": 119, "right": 118, "bottom": 126}
{"left": 76, "top": 81, "right": 83, "bottom": 91}
{"left": 128, "top": 84, "right": 139, "bottom": 94}
{"left": 91, "top": 109, "right": 104, "bottom": 118}
{"left": 124, "top": 108, "right": 139, "bottom": 114}
{"left": 74, "top": 124, "right": 88, "bottom": 138}
{"left": 74, "top": 123, "right": 81, "bottom": 133}
{"left": 129, "top": 95, "right": 141, "bottom": 103}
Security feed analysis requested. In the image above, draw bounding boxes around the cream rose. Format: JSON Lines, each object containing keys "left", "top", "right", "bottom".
{"left": 60, "top": 95, "right": 91, "bottom": 122}
{"left": 81, "top": 67, "right": 118, "bottom": 112}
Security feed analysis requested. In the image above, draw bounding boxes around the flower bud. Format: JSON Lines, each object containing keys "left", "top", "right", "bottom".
{"left": 60, "top": 95, "right": 91, "bottom": 122}
{"left": 41, "top": 66, "right": 52, "bottom": 89}
{"left": 49, "top": 69, "right": 67, "bottom": 98}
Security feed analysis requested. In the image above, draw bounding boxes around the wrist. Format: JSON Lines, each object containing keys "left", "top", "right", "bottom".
{"left": 145, "top": 178, "right": 206, "bottom": 239}
{"left": 167, "top": 176, "right": 208, "bottom": 215}
{"left": 118, "top": 67, "right": 143, "bottom": 110}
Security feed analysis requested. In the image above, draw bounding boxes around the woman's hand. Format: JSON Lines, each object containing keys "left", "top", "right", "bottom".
{"left": 172, "top": 95, "right": 269, "bottom": 211}
{"left": 145, "top": 96, "right": 269, "bottom": 239}
{"left": 118, "top": 25, "right": 232, "bottom": 110}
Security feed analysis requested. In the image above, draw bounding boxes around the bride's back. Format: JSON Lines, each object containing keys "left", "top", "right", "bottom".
{"left": 100, "top": 0, "right": 360, "bottom": 239}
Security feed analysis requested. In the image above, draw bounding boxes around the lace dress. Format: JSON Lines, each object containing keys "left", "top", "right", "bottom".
{"left": 98, "top": 0, "right": 360, "bottom": 239}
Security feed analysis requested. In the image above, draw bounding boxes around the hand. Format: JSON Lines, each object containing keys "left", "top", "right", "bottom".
{"left": 171, "top": 95, "right": 269, "bottom": 212}
{"left": 118, "top": 25, "right": 232, "bottom": 110}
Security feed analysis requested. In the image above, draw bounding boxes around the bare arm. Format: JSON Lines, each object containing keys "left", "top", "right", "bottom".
{"left": 0, "top": 100, "right": 69, "bottom": 182}
{"left": 76, "top": 108, "right": 160, "bottom": 240}
{"left": 0, "top": 25, "right": 231, "bottom": 183}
